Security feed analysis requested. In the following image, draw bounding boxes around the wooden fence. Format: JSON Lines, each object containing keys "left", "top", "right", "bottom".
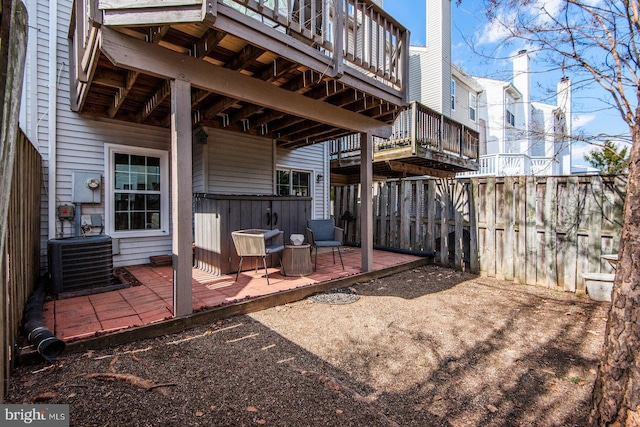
{"left": 333, "top": 175, "right": 625, "bottom": 292}
{"left": 0, "top": 131, "right": 42, "bottom": 400}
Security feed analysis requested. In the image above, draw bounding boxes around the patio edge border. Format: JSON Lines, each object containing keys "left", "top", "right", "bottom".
{"left": 18, "top": 257, "right": 430, "bottom": 365}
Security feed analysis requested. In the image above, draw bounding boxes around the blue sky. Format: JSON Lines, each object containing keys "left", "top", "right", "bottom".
{"left": 383, "top": 1, "right": 632, "bottom": 168}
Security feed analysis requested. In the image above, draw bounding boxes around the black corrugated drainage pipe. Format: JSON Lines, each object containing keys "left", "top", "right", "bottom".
{"left": 23, "top": 276, "right": 65, "bottom": 361}
{"left": 343, "top": 242, "right": 436, "bottom": 258}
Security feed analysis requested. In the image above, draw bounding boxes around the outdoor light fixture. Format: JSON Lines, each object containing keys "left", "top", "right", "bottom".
{"left": 316, "top": 174, "right": 323, "bottom": 183}
{"left": 192, "top": 126, "right": 208, "bottom": 144}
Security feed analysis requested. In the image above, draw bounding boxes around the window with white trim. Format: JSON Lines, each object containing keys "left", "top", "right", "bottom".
{"left": 505, "top": 97, "right": 515, "bottom": 126}
{"left": 105, "top": 145, "right": 169, "bottom": 237}
{"left": 469, "top": 93, "right": 477, "bottom": 122}
{"left": 451, "top": 80, "right": 456, "bottom": 111}
{"left": 276, "top": 169, "right": 311, "bottom": 196}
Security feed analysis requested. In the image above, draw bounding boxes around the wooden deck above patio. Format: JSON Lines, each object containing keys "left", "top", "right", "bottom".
{"left": 329, "top": 102, "right": 480, "bottom": 182}
{"left": 70, "top": 0, "right": 409, "bottom": 147}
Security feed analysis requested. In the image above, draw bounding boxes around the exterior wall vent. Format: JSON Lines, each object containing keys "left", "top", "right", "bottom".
{"left": 48, "top": 235, "right": 115, "bottom": 296}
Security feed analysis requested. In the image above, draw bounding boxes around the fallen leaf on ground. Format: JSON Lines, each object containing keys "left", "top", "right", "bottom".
{"left": 195, "top": 411, "right": 203, "bottom": 417}
{"left": 247, "top": 406, "right": 259, "bottom": 412}
{"left": 336, "top": 409, "right": 344, "bottom": 414}
{"left": 487, "top": 404, "right": 498, "bottom": 413}
{"left": 257, "top": 420, "right": 266, "bottom": 425}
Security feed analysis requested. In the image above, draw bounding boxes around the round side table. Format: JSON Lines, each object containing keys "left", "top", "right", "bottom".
{"left": 282, "top": 244, "right": 312, "bottom": 276}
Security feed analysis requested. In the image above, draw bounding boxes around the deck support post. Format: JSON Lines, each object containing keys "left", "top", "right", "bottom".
{"left": 360, "top": 132, "right": 373, "bottom": 272}
{"left": 171, "top": 79, "right": 193, "bottom": 317}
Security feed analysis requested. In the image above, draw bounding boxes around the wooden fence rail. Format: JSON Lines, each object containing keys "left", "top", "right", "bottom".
{"left": 0, "top": 131, "right": 42, "bottom": 400}
{"left": 333, "top": 175, "right": 625, "bottom": 292}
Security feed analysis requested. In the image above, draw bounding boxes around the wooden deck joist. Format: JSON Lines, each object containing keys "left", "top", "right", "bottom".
{"left": 100, "top": 27, "right": 393, "bottom": 138}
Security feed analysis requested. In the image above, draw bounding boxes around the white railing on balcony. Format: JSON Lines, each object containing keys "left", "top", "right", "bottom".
{"left": 457, "top": 154, "right": 556, "bottom": 177}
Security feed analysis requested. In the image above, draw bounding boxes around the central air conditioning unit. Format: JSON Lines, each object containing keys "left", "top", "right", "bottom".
{"left": 48, "top": 235, "right": 119, "bottom": 297}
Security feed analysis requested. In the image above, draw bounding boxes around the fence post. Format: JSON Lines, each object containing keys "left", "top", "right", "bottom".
{"left": 469, "top": 179, "right": 479, "bottom": 274}
{"left": 389, "top": 181, "right": 398, "bottom": 247}
{"left": 587, "top": 175, "right": 603, "bottom": 274}
{"left": 525, "top": 176, "right": 537, "bottom": 285}
{"left": 516, "top": 177, "right": 526, "bottom": 284}
{"left": 414, "top": 179, "right": 424, "bottom": 251}
{"left": 504, "top": 176, "right": 515, "bottom": 281}
{"left": 484, "top": 178, "right": 496, "bottom": 276}
{"left": 439, "top": 179, "right": 450, "bottom": 265}
{"left": 379, "top": 181, "right": 388, "bottom": 246}
{"left": 562, "top": 176, "right": 579, "bottom": 292}
{"left": 400, "top": 179, "right": 411, "bottom": 249}
{"left": 544, "top": 177, "right": 558, "bottom": 288}
{"left": 425, "top": 179, "right": 435, "bottom": 253}
{"left": 454, "top": 181, "right": 464, "bottom": 270}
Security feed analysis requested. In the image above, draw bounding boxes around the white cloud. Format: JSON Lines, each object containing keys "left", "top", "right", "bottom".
{"left": 476, "top": 10, "right": 517, "bottom": 45}
{"left": 573, "top": 113, "right": 597, "bottom": 128}
{"left": 527, "top": 0, "right": 563, "bottom": 22}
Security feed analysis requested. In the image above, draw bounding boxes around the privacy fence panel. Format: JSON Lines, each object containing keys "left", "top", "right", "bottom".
{"left": 333, "top": 175, "right": 625, "bottom": 291}
{"left": 1, "top": 131, "right": 42, "bottom": 400}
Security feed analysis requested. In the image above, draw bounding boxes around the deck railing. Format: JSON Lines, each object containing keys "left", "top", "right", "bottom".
{"left": 457, "top": 154, "right": 556, "bottom": 177}
{"left": 72, "top": 0, "right": 407, "bottom": 98}
{"left": 330, "top": 101, "right": 480, "bottom": 162}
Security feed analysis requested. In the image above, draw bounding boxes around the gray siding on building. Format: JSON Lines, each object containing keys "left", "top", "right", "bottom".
{"left": 24, "top": 0, "right": 331, "bottom": 268}
{"left": 25, "top": 0, "right": 174, "bottom": 268}
{"left": 203, "top": 128, "right": 274, "bottom": 195}
{"left": 276, "top": 143, "right": 329, "bottom": 219}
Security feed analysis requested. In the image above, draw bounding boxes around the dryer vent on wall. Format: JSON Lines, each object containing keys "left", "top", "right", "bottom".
{"left": 48, "top": 235, "right": 115, "bottom": 296}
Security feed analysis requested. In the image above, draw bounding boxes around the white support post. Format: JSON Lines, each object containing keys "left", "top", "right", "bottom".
{"left": 360, "top": 132, "right": 373, "bottom": 272}
{"left": 171, "top": 79, "right": 193, "bottom": 317}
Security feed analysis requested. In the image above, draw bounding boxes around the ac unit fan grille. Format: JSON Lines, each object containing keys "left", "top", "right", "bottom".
{"left": 48, "top": 236, "right": 114, "bottom": 294}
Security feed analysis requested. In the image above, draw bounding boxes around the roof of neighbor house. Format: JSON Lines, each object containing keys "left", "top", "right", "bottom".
{"left": 452, "top": 64, "right": 483, "bottom": 93}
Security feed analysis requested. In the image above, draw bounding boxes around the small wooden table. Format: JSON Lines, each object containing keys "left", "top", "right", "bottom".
{"left": 282, "top": 244, "right": 312, "bottom": 276}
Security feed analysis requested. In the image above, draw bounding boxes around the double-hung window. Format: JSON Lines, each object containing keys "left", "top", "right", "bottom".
{"left": 451, "top": 80, "right": 456, "bottom": 111}
{"left": 505, "top": 98, "right": 515, "bottom": 126}
{"left": 105, "top": 144, "right": 169, "bottom": 237}
{"left": 469, "top": 93, "right": 477, "bottom": 122}
{"left": 276, "top": 169, "right": 311, "bottom": 196}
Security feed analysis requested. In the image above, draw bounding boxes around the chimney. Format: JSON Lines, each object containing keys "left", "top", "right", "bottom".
{"left": 513, "top": 49, "right": 531, "bottom": 132}
{"left": 557, "top": 76, "right": 572, "bottom": 174}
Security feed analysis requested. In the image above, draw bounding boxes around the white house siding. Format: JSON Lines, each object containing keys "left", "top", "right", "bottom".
{"left": 408, "top": 0, "right": 452, "bottom": 116}
{"left": 202, "top": 128, "right": 274, "bottom": 195}
{"left": 276, "top": 143, "right": 330, "bottom": 219}
{"left": 22, "top": 0, "right": 175, "bottom": 268}
{"left": 409, "top": 47, "right": 442, "bottom": 113}
{"left": 451, "top": 66, "right": 481, "bottom": 131}
{"left": 475, "top": 78, "right": 512, "bottom": 155}
{"left": 450, "top": 77, "right": 472, "bottom": 128}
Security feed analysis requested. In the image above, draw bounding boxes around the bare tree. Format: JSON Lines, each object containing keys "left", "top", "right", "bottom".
{"left": 464, "top": 0, "right": 640, "bottom": 424}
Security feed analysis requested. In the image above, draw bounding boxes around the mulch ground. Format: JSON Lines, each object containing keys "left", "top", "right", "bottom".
{"left": 7, "top": 265, "right": 609, "bottom": 426}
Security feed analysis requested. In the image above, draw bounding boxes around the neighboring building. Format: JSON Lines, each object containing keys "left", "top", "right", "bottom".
{"left": 465, "top": 50, "right": 572, "bottom": 176}
{"left": 408, "top": 0, "right": 573, "bottom": 177}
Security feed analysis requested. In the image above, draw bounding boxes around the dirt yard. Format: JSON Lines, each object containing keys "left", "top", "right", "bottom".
{"left": 7, "top": 265, "right": 609, "bottom": 426}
